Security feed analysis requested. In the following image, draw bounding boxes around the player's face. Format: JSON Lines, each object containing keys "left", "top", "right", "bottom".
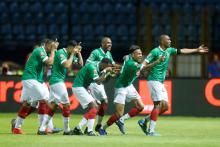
{"left": 102, "top": 38, "right": 112, "bottom": 51}
{"left": 163, "top": 36, "right": 171, "bottom": 48}
{"left": 132, "top": 49, "right": 142, "bottom": 63}
{"left": 44, "top": 42, "right": 53, "bottom": 52}
{"left": 100, "top": 63, "right": 112, "bottom": 71}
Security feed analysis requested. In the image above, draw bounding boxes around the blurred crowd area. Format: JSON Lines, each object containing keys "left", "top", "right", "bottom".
{"left": 0, "top": 0, "right": 220, "bottom": 77}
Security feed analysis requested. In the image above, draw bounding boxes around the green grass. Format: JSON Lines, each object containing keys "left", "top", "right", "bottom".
{"left": 1, "top": 113, "right": 220, "bottom": 147}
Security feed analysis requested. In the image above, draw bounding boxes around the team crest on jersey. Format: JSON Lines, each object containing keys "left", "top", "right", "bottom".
{"left": 134, "top": 62, "right": 138, "bottom": 66}
{"left": 93, "top": 70, "right": 97, "bottom": 74}
{"left": 60, "top": 54, "right": 65, "bottom": 60}
{"left": 40, "top": 51, "right": 45, "bottom": 58}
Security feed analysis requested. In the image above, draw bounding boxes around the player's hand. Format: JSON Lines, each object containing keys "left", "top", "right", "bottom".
{"left": 75, "top": 42, "right": 82, "bottom": 54}
{"left": 51, "top": 42, "right": 58, "bottom": 51}
{"left": 198, "top": 45, "right": 209, "bottom": 53}
{"left": 105, "top": 67, "right": 113, "bottom": 73}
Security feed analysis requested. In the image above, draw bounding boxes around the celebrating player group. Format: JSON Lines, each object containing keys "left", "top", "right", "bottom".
{"left": 11, "top": 35, "right": 208, "bottom": 136}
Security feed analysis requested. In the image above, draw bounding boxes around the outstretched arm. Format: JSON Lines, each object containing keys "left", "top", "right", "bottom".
{"left": 180, "top": 45, "right": 209, "bottom": 54}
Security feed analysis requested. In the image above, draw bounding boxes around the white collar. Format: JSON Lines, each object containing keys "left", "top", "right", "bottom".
{"left": 159, "top": 46, "right": 166, "bottom": 52}
{"left": 63, "top": 48, "right": 67, "bottom": 53}
{"left": 100, "top": 47, "right": 107, "bottom": 54}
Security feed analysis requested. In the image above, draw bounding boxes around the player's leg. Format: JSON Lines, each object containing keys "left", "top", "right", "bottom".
{"left": 84, "top": 102, "right": 98, "bottom": 136}
{"left": 12, "top": 80, "right": 33, "bottom": 134}
{"left": 116, "top": 98, "right": 144, "bottom": 134}
{"left": 12, "top": 101, "right": 32, "bottom": 134}
{"left": 117, "top": 85, "right": 144, "bottom": 123}
{"left": 115, "top": 85, "right": 144, "bottom": 134}
{"left": 98, "top": 103, "right": 124, "bottom": 135}
{"left": 38, "top": 101, "right": 57, "bottom": 135}
{"left": 146, "top": 81, "right": 168, "bottom": 136}
{"left": 62, "top": 104, "right": 71, "bottom": 135}
{"left": 72, "top": 87, "right": 97, "bottom": 136}
{"left": 99, "top": 88, "right": 126, "bottom": 135}
{"left": 88, "top": 83, "right": 108, "bottom": 132}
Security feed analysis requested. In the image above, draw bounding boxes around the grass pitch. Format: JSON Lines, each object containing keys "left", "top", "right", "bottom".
{"left": 1, "top": 113, "right": 220, "bottom": 147}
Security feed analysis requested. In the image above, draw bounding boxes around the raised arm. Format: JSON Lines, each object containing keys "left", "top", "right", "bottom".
{"left": 75, "top": 45, "right": 84, "bottom": 67}
{"left": 44, "top": 42, "right": 58, "bottom": 66}
{"left": 180, "top": 45, "right": 209, "bottom": 54}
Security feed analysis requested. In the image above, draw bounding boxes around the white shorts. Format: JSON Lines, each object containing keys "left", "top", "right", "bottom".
{"left": 72, "top": 87, "right": 95, "bottom": 109}
{"left": 88, "top": 83, "right": 107, "bottom": 102}
{"left": 147, "top": 81, "right": 168, "bottom": 102}
{"left": 49, "top": 82, "right": 70, "bottom": 105}
{"left": 20, "top": 80, "right": 49, "bottom": 103}
{"left": 114, "top": 84, "right": 141, "bottom": 105}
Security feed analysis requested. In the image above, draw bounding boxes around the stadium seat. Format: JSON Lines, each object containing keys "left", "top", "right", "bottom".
{"left": 1, "top": 23, "right": 12, "bottom": 35}
{"left": 60, "top": 25, "right": 68, "bottom": 35}
{"left": 72, "top": 25, "right": 81, "bottom": 36}
{"left": 106, "top": 25, "right": 116, "bottom": 36}
{"left": 20, "top": 2, "right": 29, "bottom": 14}
{"left": 152, "top": 25, "right": 161, "bottom": 37}
{"left": 95, "top": 25, "right": 105, "bottom": 36}
{"left": 9, "top": 2, "right": 19, "bottom": 14}
{"left": 81, "top": 14, "right": 90, "bottom": 24}
{"left": 12, "top": 24, "right": 24, "bottom": 36}
{"left": 127, "top": 14, "right": 136, "bottom": 25}
{"left": 34, "top": 13, "right": 44, "bottom": 24}
{"left": 0, "top": 2, "right": 6, "bottom": 14}
{"left": 44, "top": 2, "right": 53, "bottom": 14}
{"left": 31, "top": 2, "right": 42, "bottom": 14}
{"left": 11, "top": 13, "right": 20, "bottom": 24}
{"left": 0, "top": 13, "right": 8, "bottom": 24}
{"left": 25, "top": 25, "right": 36, "bottom": 36}
{"left": 55, "top": 2, "right": 67, "bottom": 14}
{"left": 105, "top": 14, "right": 114, "bottom": 24}
{"left": 102, "top": 3, "right": 112, "bottom": 13}
{"left": 36, "top": 24, "right": 47, "bottom": 35}
{"left": 57, "top": 14, "right": 68, "bottom": 25}
{"left": 83, "top": 25, "right": 93, "bottom": 37}
{"left": 71, "top": 14, "right": 78, "bottom": 24}
{"left": 79, "top": 2, "right": 89, "bottom": 13}
{"left": 48, "top": 24, "right": 58, "bottom": 36}
{"left": 89, "top": 2, "right": 100, "bottom": 13}
{"left": 46, "top": 13, "right": 56, "bottom": 24}
{"left": 23, "top": 13, "right": 32, "bottom": 24}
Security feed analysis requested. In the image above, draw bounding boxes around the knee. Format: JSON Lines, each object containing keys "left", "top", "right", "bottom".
{"left": 161, "top": 101, "right": 169, "bottom": 111}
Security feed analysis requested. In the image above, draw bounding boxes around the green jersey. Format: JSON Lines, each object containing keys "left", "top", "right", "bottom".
{"left": 49, "top": 48, "right": 78, "bottom": 85}
{"left": 115, "top": 55, "right": 143, "bottom": 88}
{"left": 86, "top": 48, "right": 115, "bottom": 64}
{"left": 145, "top": 46, "right": 177, "bottom": 82}
{"left": 73, "top": 62, "right": 100, "bottom": 88}
{"left": 22, "top": 47, "right": 48, "bottom": 83}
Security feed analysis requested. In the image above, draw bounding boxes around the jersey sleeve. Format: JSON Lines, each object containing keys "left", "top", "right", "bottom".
{"left": 86, "top": 50, "right": 97, "bottom": 63}
{"left": 59, "top": 53, "right": 67, "bottom": 64}
{"left": 38, "top": 49, "right": 48, "bottom": 62}
{"left": 145, "top": 50, "right": 157, "bottom": 63}
{"left": 127, "top": 61, "right": 142, "bottom": 71}
{"left": 88, "top": 64, "right": 99, "bottom": 80}
{"left": 169, "top": 47, "right": 177, "bottom": 55}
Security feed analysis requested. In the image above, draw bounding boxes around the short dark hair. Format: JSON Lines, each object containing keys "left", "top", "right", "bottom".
{"left": 67, "top": 40, "right": 78, "bottom": 47}
{"left": 100, "top": 58, "right": 112, "bottom": 65}
{"left": 44, "top": 38, "right": 55, "bottom": 44}
{"left": 101, "top": 37, "right": 111, "bottom": 44}
{"left": 129, "top": 45, "right": 141, "bottom": 54}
